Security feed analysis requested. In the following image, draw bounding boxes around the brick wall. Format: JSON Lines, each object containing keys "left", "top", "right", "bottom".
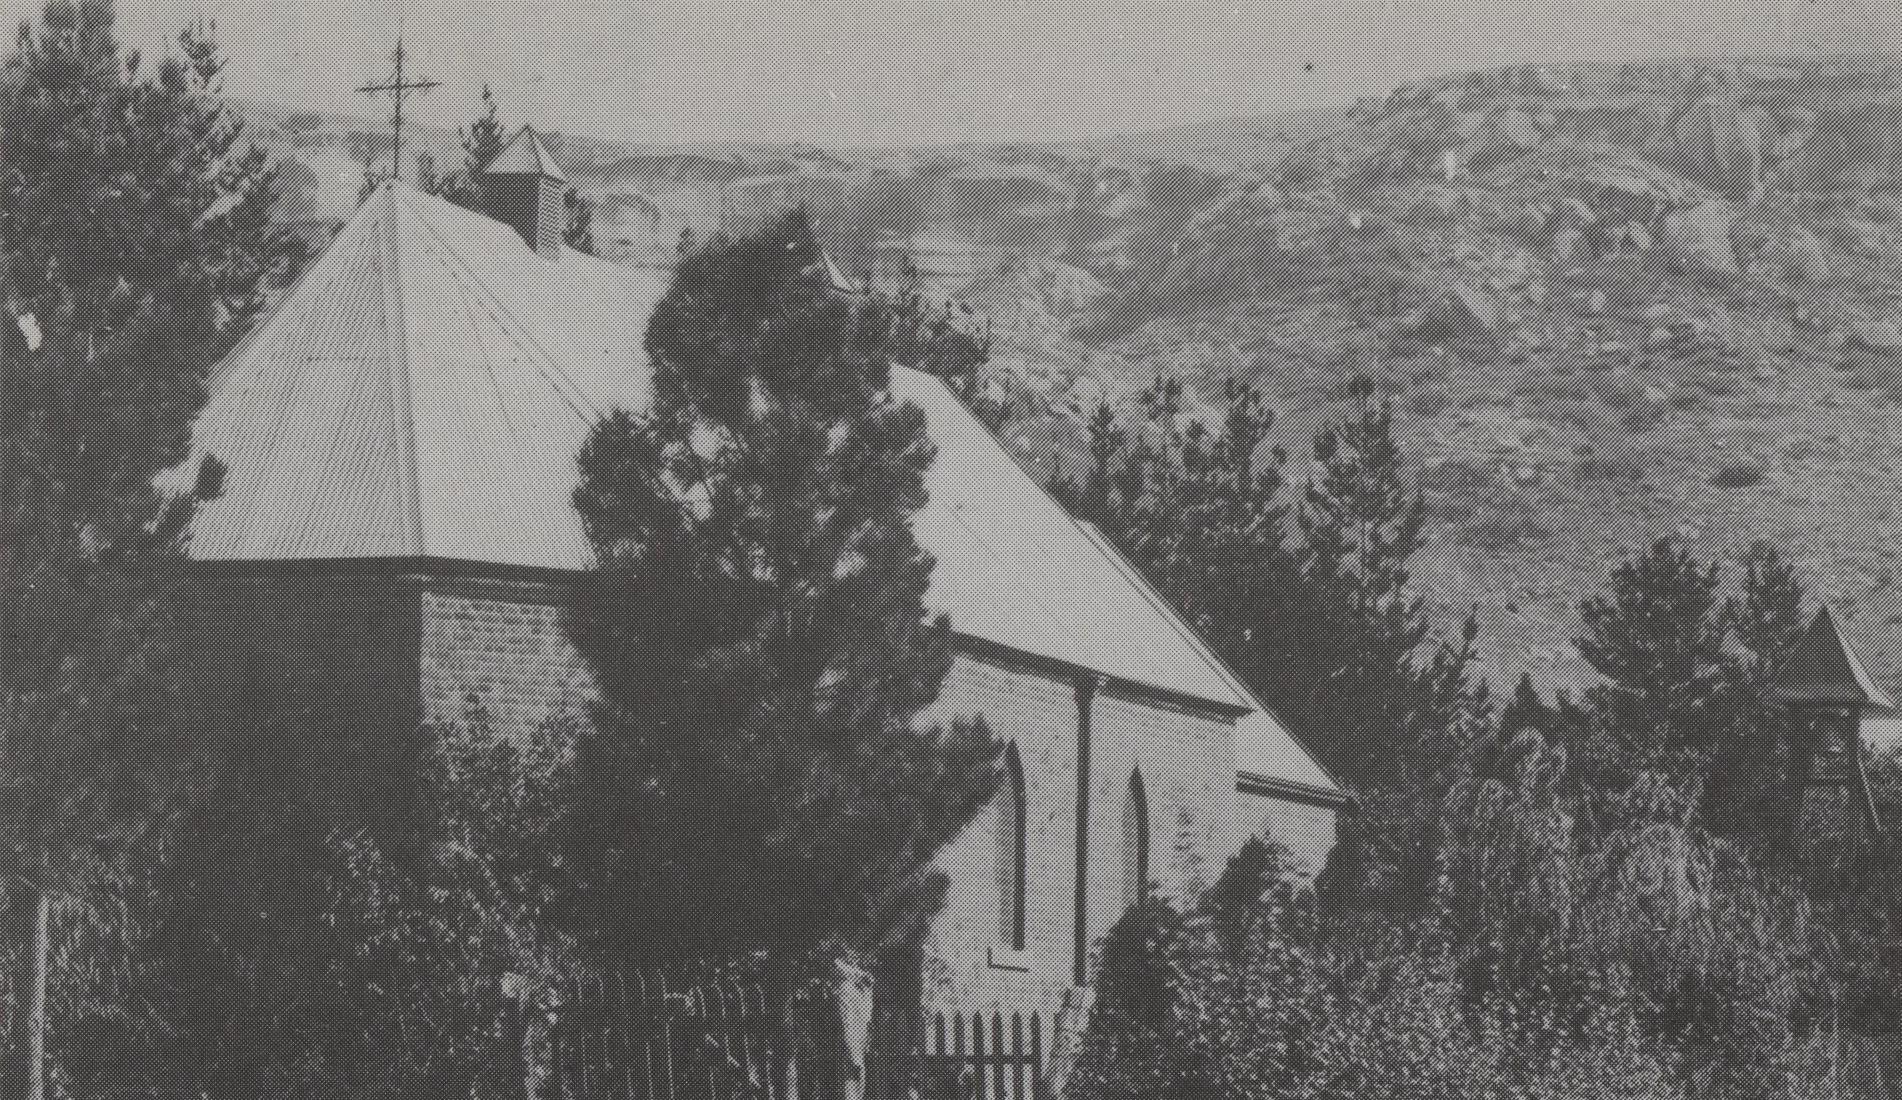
{"left": 914, "top": 652, "right": 1337, "bottom": 1027}
{"left": 183, "top": 565, "right": 1337, "bottom": 1034}
{"left": 916, "top": 656, "right": 1079, "bottom": 1024}
{"left": 418, "top": 585, "right": 595, "bottom": 740}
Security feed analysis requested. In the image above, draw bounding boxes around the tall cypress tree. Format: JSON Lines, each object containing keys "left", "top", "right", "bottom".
{"left": 562, "top": 209, "right": 1000, "bottom": 983}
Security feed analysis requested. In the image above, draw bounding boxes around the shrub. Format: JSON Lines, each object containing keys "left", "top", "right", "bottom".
{"left": 1711, "top": 462, "right": 1766, "bottom": 489}
{"left": 1065, "top": 899, "right": 1217, "bottom": 1100}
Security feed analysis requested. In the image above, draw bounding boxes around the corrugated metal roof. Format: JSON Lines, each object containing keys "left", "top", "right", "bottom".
{"left": 890, "top": 373, "right": 1334, "bottom": 792}
{"left": 181, "top": 182, "right": 660, "bottom": 566}
{"left": 894, "top": 370, "right": 1249, "bottom": 710}
{"left": 485, "top": 126, "right": 567, "bottom": 182}
{"left": 176, "top": 182, "right": 1339, "bottom": 793}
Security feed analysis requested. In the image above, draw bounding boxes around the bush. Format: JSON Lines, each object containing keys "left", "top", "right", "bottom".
{"left": 1065, "top": 899, "right": 1218, "bottom": 1100}
{"left": 1710, "top": 462, "right": 1766, "bottom": 489}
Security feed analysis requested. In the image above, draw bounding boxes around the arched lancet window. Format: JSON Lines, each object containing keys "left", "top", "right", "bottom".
{"left": 1121, "top": 768, "right": 1149, "bottom": 911}
{"left": 997, "top": 742, "right": 1027, "bottom": 950}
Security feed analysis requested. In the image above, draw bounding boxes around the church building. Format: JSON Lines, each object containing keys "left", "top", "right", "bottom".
{"left": 170, "top": 128, "right": 1347, "bottom": 1036}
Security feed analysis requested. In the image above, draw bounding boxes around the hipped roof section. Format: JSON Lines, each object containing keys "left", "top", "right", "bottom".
{"left": 1778, "top": 605, "right": 1897, "bottom": 712}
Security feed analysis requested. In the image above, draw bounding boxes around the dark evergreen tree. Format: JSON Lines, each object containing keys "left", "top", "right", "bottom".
{"left": 460, "top": 83, "right": 509, "bottom": 184}
{"left": 1065, "top": 899, "right": 1218, "bottom": 1100}
{"left": 563, "top": 185, "right": 596, "bottom": 254}
{"left": 1706, "top": 542, "right": 1811, "bottom": 849}
{"left": 1296, "top": 376, "right": 1438, "bottom": 783}
{"left": 1500, "top": 674, "right": 1553, "bottom": 742}
{"left": 1183, "top": 841, "right": 1350, "bottom": 1100}
{"left": 1058, "top": 373, "right": 1487, "bottom": 915}
{"left": 1286, "top": 380, "right": 1489, "bottom": 911}
{"left": 1576, "top": 537, "right": 1733, "bottom": 786}
{"left": 114, "top": 699, "right": 573, "bottom": 1100}
{"left": 1573, "top": 537, "right": 1817, "bottom": 844}
{"left": 1198, "top": 835, "right": 1291, "bottom": 955}
{"left": 0, "top": 1, "right": 299, "bottom": 1092}
{"left": 873, "top": 260, "right": 995, "bottom": 427}
{"left": 562, "top": 209, "right": 1000, "bottom": 986}
{"left": 1729, "top": 542, "right": 1809, "bottom": 677}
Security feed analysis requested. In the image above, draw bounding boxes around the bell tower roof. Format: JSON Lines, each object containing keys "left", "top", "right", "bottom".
{"left": 1775, "top": 605, "right": 1896, "bottom": 711}
{"left": 483, "top": 125, "right": 566, "bottom": 183}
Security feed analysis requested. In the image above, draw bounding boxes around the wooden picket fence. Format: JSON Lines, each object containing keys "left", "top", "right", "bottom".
{"left": 866, "top": 1011, "right": 1045, "bottom": 1100}
{"left": 543, "top": 973, "right": 1044, "bottom": 1100}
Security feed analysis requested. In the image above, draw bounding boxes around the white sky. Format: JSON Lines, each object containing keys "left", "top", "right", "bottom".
{"left": 3, "top": 0, "right": 1897, "bottom": 147}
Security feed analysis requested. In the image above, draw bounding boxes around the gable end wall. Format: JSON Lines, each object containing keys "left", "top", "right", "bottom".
{"left": 916, "top": 652, "right": 1336, "bottom": 1027}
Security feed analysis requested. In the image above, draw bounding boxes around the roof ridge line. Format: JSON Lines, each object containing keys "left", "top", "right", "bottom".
{"left": 397, "top": 186, "right": 604, "bottom": 423}
{"left": 383, "top": 185, "right": 429, "bottom": 556}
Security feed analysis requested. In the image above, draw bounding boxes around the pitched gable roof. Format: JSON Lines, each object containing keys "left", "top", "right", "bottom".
{"left": 176, "top": 182, "right": 1340, "bottom": 797}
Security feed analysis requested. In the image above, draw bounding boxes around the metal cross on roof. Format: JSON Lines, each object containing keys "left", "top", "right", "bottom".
{"left": 356, "top": 36, "right": 440, "bottom": 182}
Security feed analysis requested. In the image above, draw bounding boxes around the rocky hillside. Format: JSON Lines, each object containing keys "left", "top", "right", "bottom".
{"left": 965, "top": 57, "right": 1902, "bottom": 698}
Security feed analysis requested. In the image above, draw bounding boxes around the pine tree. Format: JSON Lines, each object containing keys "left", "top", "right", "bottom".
{"left": 1576, "top": 537, "right": 1733, "bottom": 784}
{"left": 118, "top": 699, "right": 573, "bottom": 1100}
{"left": 1500, "top": 674, "right": 1553, "bottom": 742}
{"left": 1198, "top": 836, "right": 1290, "bottom": 956}
{"left": 562, "top": 209, "right": 1001, "bottom": 985}
{"left": 0, "top": 2, "right": 299, "bottom": 1094}
{"left": 1058, "top": 373, "right": 1488, "bottom": 914}
{"left": 1707, "top": 542, "right": 1810, "bottom": 849}
{"left": 460, "top": 83, "right": 508, "bottom": 179}
{"left": 1183, "top": 842, "right": 1349, "bottom": 1100}
{"left": 1296, "top": 375, "right": 1435, "bottom": 785}
{"left": 1055, "top": 374, "right": 1297, "bottom": 739}
{"left": 1296, "top": 383, "right": 1487, "bottom": 918}
{"left": 1573, "top": 537, "right": 1814, "bottom": 842}
{"left": 563, "top": 185, "right": 596, "bottom": 254}
{"left": 1729, "top": 542, "right": 1808, "bottom": 677}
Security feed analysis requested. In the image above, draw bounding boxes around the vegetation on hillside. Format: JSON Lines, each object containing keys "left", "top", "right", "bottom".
{"left": 1055, "top": 358, "right": 1902, "bottom": 1097}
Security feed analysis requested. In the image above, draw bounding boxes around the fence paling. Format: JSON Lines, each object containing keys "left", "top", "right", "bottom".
{"left": 863, "top": 1010, "right": 1042, "bottom": 1100}
{"left": 552, "top": 973, "right": 1041, "bottom": 1100}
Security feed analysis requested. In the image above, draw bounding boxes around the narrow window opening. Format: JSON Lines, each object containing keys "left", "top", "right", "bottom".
{"left": 1122, "top": 768, "right": 1149, "bottom": 911}
{"left": 998, "top": 743, "right": 1027, "bottom": 950}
